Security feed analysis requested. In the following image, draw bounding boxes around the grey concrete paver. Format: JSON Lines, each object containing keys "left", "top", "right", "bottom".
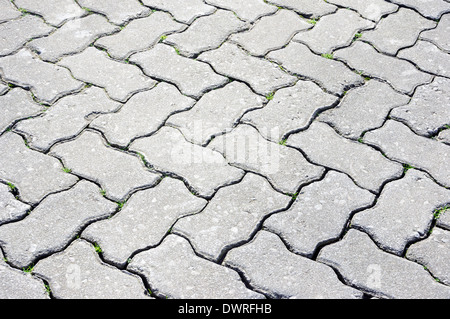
{"left": 0, "top": 82, "right": 8, "bottom": 95}
{"left": 204, "top": 0, "right": 277, "bottom": 22}
{"left": 266, "top": 0, "right": 337, "bottom": 18}
{"left": 389, "top": 0, "right": 450, "bottom": 20}
{"left": 0, "top": 183, "right": 30, "bottom": 226}
{"left": 437, "top": 129, "right": 450, "bottom": 146}
{"left": 421, "top": 14, "right": 450, "bottom": 52}
{"left": 0, "top": 0, "right": 21, "bottom": 23}
{"left": 141, "top": 0, "right": 216, "bottom": 24}
{"left": 326, "top": 0, "right": 398, "bottom": 21}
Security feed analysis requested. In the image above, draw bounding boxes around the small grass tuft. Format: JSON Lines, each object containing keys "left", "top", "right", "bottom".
{"left": 321, "top": 53, "right": 334, "bottom": 59}
{"left": 266, "top": 92, "right": 275, "bottom": 101}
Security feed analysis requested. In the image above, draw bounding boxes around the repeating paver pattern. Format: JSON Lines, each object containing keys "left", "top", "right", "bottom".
{"left": 204, "top": 0, "right": 277, "bottom": 22}
{"left": 326, "top": 0, "right": 398, "bottom": 21}
{"left": 141, "top": 0, "right": 216, "bottom": 24}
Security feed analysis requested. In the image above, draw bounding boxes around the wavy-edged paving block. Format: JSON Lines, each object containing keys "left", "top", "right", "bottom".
{"left": 288, "top": 122, "right": 404, "bottom": 193}
{"left": 326, "top": 0, "right": 398, "bottom": 21}
{"left": 267, "top": 0, "right": 336, "bottom": 17}
{"left": 0, "top": 183, "right": 30, "bottom": 226}
{"left": 0, "top": 0, "right": 22, "bottom": 23}
{"left": 129, "top": 126, "right": 245, "bottom": 198}
{"left": 421, "top": 14, "right": 450, "bottom": 52}
{"left": 14, "top": 0, "right": 85, "bottom": 26}
{"left": 209, "top": 124, "right": 325, "bottom": 194}
{"left": 91, "top": 83, "right": 195, "bottom": 148}
{"left": 95, "top": 11, "right": 185, "bottom": 60}
{"left": 77, "top": 0, "right": 151, "bottom": 25}
{"left": 82, "top": 177, "right": 207, "bottom": 268}
{"left": 28, "top": 15, "right": 120, "bottom": 63}
{"left": 173, "top": 173, "right": 290, "bottom": 261}
{"left": 264, "top": 171, "right": 375, "bottom": 258}
{"left": 167, "top": 81, "right": 265, "bottom": 146}
{"left": 224, "top": 230, "right": 363, "bottom": 299}
{"left": 317, "top": 229, "right": 450, "bottom": 298}
{"left": 58, "top": 47, "right": 156, "bottom": 102}
{"left": 14, "top": 86, "right": 122, "bottom": 152}
{"left": 0, "top": 49, "right": 84, "bottom": 104}
{"left": 33, "top": 239, "right": 149, "bottom": 299}
{"left": 363, "top": 120, "right": 450, "bottom": 188}
{"left": 229, "top": 9, "right": 311, "bottom": 57}
{"left": 0, "top": 180, "right": 117, "bottom": 269}
{"left": 141, "top": 0, "right": 216, "bottom": 24}
{"left": 198, "top": 42, "right": 297, "bottom": 96}
{"left": 128, "top": 234, "right": 264, "bottom": 299}
{"left": 204, "top": 0, "right": 277, "bottom": 22}
{"left": 390, "top": 0, "right": 450, "bottom": 19}
{"left": 0, "top": 132, "right": 78, "bottom": 205}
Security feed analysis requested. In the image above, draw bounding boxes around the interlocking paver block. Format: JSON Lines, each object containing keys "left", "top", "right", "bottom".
{"left": 95, "top": 11, "right": 184, "bottom": 60}
{"left": 390, "top": 77, "right": 450, "bottom": 137}
{"left": 317, "top": 229, "right": 450, "bottom": 298}
{"left": 130, "top": 44, "right": 228, "bottom": 99}
{"left": 77, "top": 0, "right": 151, "bottom": 25}
{"left": 58, "top": 47, "right": 156, "bottom": 102}
{"left": 173, "top": 173, "right": 290, "bottom": 261}
{"left": 293, "top": 9, "right": 375, "bottom": 54}
{"left": 199, "top": 43, "right": 297, "bottom": 96}
{"left": 0, "top": 180, "right": 116, "bottom": 269}
{"left": 204, "top": 0, "right": 277, "bottom": 22}
{"left": 390, "top": 0, "right": 450, "bottom": 19}
{"left": 352, "top": 169, "right": 450, "bottom": 255}
{"left": 33, "top": 239, "right": 149, "bottom": 299}
{"left": 128, "top": 234, "right": 264, "bottom": 299}
{"left": 264, "top": 171, "right": 375, "bottom": 258}
{"left": 437, "top": 129, "right": 450, "bottom": 146}
{"left": 268, "top": 42, "right": 364, "bottom": 95}
{"left": 242, "top": 80, "right": 338, "bottom": 142}
{"left": 363, "top": 120, "right": 450, "bottom": 188}
{"left": 141, "top": 0, "right": 216, "bottom": 24}
{"left": 129, "top": 126, "right": 245, "bottom": 198}
{"left": 0, "top": 0, "right": 21, "bottom": 23}
{"left": 361, "top": 8, "right": 436, "bottom": 55}
{"left": 0, "top": 132, "right": 78, "bottom": 205}
{"left": 288, "top": 122, "right": 404, "bottom": 193}
{"left": 267, "top": 0, "right": 336, "bottom": 17}
{"left": 14, "top": 0, "right": 84, "bottom": 26}
{"left": 165, "top": 9, "right": 249, "bottom": 57}
{"left": 224, "top": 230, "right": 363, "bottom": 299}
{"left": 209, "top": 124, "right": 325, "bottom": 194}
{"left": 229, "top": 9, "right": 311, "bottom": 57}
{"left": 28, "top": 15, "right": 119, "bottom": 63}
{"left": 14, "top": 86, "right": 121, "bottom": 152}
{"left": 0, "top": 183, "right": 30, "bottom": 226}
{"left": 167, "top": 81, "right": 265, "bottom": 146}
{"left": 319, "top": 80, "right": 410, "bottom": 140}
{"left": 326, "top": 0, "right": 398, "bottom": 21}
{"left": 421, "top": 14, "right": 450, "bottom": 52}
{"left": 334, "top": 41, "right": 433, "bottom": 94}
{"left": 82, "top": 177, "right": 207, "bottom": 267}
{"left": 0, "top": 49, "right": 84, "bottom": 104}
{"left": 91, "top": 83, "right": 195, "bottom": 148}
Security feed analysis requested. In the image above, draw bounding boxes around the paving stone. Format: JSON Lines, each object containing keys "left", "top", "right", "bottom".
{"left": 0, "top": 132, "right": 78, "bottom": 205}
{"left": 204, "top": 0, "right": 278, "bottom": 22}
{"left": 390, "top": 0, "right": 450, "bottom": 19}
{"left": 436, "top": 206, "right": 450, "bottom": 230}
{"left": 0, "top": 15, "right": 54, "bottom": 57}
{"left": 0, "top": 0, "right": 22, "bottom": 23}
{"left": 95, "top": 11, "right": 185, "bottom": 60}
{"left": 319, "top": 80, "right": 410, "bottom": 140}
{"left": 317, "top": 229, "right": 450, "bottom": 298}
{"left": 224, "top": 230, "right": 363, "bottom": 298}
{"left": 129, "top": 44, "right": 228, "bottom": 99}
{"left": 390, "top": 77, "right": 450, "bottom": 137}
{"left": 0, "top": 180, "right": 116, "bottom": 269}
{"left": 229, "top": 9, "right": 311, "bottom": 57}
{"left": 406, "top": 228, "right": 450, "bottom": 285}
{"left": 90, "top": 83, "right": 195, "bottom": 148}
{"left": 128, "top": 234, "right": 264, "bottom": 299}
{"left": 198, "top": 42, "right": 297, "bottom": 96}
{"left": 0, "top": 183, "right": 30, "bottom": 226}
{"left": 0, "top": 82, "right": 8, "bottom": 95}
{"left": 293, "top": 9, "right": 375, "bottom": 54}
{"left": 165, "top": 9, "right": 249, "bottom": 57}
{"left": 58, "top": 47, "right": 156, "bottom": 102}
{"left": 82, "top": 177, "right": 207, "bottom": 267}
{"left": 437, "top": 129, "right": 450, "bottom": 146}
{"left": 0, "top": 250, "right": 48, "bottom": 299}
{"left": 209, "top": 124, "right": 325, "bottom": 194}
{"left": 421, "top": 14, "right": 450, "bottom": 52}
{"left": 287, "top": 122, "right": 404, "bottom": 193}
{"left": 14, "top": 0, "right": 85, "bottom": 26}
{"left": 173, "top": 173, "right": 290, "bottom": 261}
{"left": 267, "top": 42, "right": 365, "bottom": 95}
{"left": 141, "top": 0, "right": 216, "bottom": 24}
{"left": 242, "top": 80, "right": 338, "bottom": 142}
{"left": 326, "top": 0, "right": 398, "bottom": 21}
{"left": 363, "top": 120, "right": 450, "bottom": 188}
{"left": 14, "top": 86, "right": 122, "bottom": 152}
{"left": 77, "top": 0, "right": 151, "bottom": 25}
{"left": 352, "top": 169, "right": 450, "bottom": 255}
{"left": 0, "top": 88, "right": 45, "bottom": 134}
{"left": 129, "top": 126, "right": 245, "bottom": 198}
{"left": 0, "top": 49, "right": 84, "bottom": 104}
{"left": 28, "top": 14, "right": 119, "bottom": 63}
{"left": 266, "top": 0, "right": 337, "bottom": 18}
{"left": 167, "top": 81, "right": 266, "bottom": 146}
{"left": 334, "top": 41, "right": 433, "bottom": 94}
{"left": 264, "top": 171, "right": 375, "bottom": 258}
{"left": 398, "top": 40, "right": 450, "bottom": 77}
{"left": 361, "top": 8, "right": 436, "bottom": 56}
{"left": 33, "top": 239, "right": 149, "bottom": 299}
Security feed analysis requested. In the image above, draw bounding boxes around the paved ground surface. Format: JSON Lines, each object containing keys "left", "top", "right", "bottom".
{"left": 0, "top": 0, "right": 449, "bottom": 300}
